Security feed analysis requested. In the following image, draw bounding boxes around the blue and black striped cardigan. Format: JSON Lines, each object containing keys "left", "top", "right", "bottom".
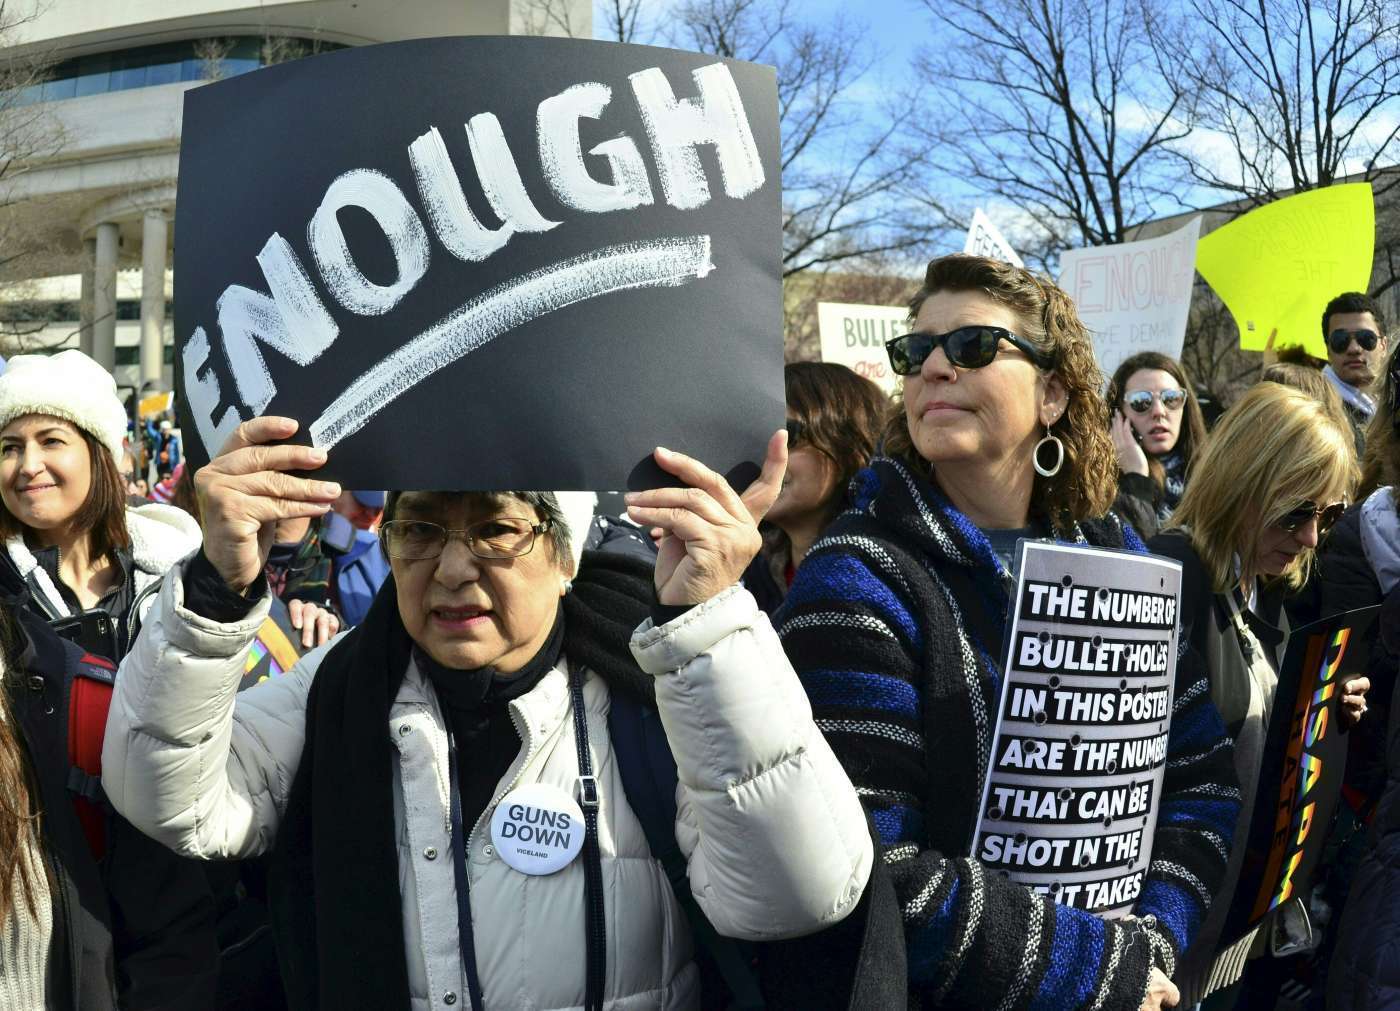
{"left": 777, "top": 457, "right": 1241, "bottom": 1010}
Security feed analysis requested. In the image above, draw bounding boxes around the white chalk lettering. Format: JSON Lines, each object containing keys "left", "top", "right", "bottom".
{"left": 409, "top": 126, "right": 516, "bottom": 263}
{"left": 182, "top": 327, "right": 242, "bottom": 455}
{"left": 217, "top": 233, "right": 340, "bottom": 413}
{"left": 308, "top": 168, "right": 431, "bottom": 316}
{"left": 629, "top": 63, "right": 765, "bottom": 210}
{"left": 537, "top": 82, "right": 655, "bottom": 212}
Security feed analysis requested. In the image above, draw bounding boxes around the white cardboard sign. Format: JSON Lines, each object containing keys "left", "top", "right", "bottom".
{"left": 1058, "top": 217, "right": 1202, "bottom": 381}
{"left": 815, "top": 301, "right": 906, "bottom": 394}
{"left": 972, "top": 541, "right": 1182, "bottom": 918}
{"left": 963, "top": 208, "right": 1024, "bottom": 267}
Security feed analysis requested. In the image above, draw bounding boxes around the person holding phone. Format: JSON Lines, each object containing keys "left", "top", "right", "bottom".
{"left": 1106, "top": 352, "right": 1210, "bottom": 540}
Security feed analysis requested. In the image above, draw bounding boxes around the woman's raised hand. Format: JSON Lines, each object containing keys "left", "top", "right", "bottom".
{"left": 195, "top": 417, "right": 341, "bottom": 593}
{"left": 625, "top": 430, "right": 787, "bottom": 606}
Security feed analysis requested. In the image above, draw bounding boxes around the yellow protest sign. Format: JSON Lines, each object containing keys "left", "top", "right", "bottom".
{"left": 139, "top": 390, "right": 174, "bottom": 418}
{"left": 1195, "top": 183, "right": 1374, "bottom": 359}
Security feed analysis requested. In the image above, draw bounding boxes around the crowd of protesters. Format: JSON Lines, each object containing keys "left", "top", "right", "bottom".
{"left": 0, "top": 254, "right": 1397, "bottom": 1011}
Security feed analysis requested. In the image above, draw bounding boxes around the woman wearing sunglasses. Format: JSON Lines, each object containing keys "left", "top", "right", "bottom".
{"left": 743, "top": 362, "right": 887, "bottom": 614}
{"left": 1148, "top": 382, "right": 1367, "bottom": 1007}
{"left": 779, "top": 254, "right": 1238, "bottom": 1010}
{"left": 1106, "top": 353, "right": 1209, "bottom": 540}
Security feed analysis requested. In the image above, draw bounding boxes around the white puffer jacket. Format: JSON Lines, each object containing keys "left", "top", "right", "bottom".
{"left": 6, "top": 502, "right": 201, "bottom": 632}
{"left": 102, "top": 567, "right": 873, "bottom": 1011}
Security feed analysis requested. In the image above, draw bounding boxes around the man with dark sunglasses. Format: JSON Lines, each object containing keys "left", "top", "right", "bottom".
{"left": 1321, "top": 291, "right": 1389, "bottom": 450}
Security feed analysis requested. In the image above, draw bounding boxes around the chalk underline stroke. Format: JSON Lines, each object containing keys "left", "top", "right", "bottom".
{"left": 309, "top": 235, "right": 715, "bottom": 449}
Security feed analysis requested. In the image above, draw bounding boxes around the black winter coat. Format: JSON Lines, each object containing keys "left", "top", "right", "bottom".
{"left": 1315, "top": 504, "right": 1396, "bottom": 803}
{"left": 1327, "top": 588, "right": 1400, "bottom": 1010}
{"left": 2, "top": 560, "right": 219, "bottom": 1009}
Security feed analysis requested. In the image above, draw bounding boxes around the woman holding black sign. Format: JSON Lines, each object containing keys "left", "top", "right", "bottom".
{"left": 1149, "top": 382, "right": 1368, "bottom": 1008}
{"left": 101, "top": 415, "right": 874, "bottom": 1011}
{"left": 779, "top": 254, "right": 1238, "bottom": 1010}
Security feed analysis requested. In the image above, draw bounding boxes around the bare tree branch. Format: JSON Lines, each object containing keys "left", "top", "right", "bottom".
{"left": 666, "top": 0, "right": 946, "bottom": 276}
{"left": 908, "top": 0, "right": 1194, "bottom": 261}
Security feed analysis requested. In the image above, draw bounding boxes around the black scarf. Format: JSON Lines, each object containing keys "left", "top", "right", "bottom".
{"left": 268, "top": 550, "right": 654, "bottom": 1011}
{"left": 417, "top": 611, "right": 564, "bottom": 834}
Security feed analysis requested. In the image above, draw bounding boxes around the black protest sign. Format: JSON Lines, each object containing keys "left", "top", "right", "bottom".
{"left": 973, "top": 541, "right": 1183, "bottom": 918}
{"left": 174, "top": 38, "right": 782, "bottom": 489}
{"left": 1221, "top": 605, "right": 1379, "bottom": 944}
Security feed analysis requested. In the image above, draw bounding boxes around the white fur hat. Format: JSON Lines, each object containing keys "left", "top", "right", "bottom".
{"left": 0, "top": 350, "right": 128, "bottom": 464}
{"left": 553, "top": 491, "right": 598, "bottom": 578}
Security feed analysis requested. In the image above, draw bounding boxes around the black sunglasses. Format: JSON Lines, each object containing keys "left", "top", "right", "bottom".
{"left": 1124, "top": 389, "right": 1188, "bottom": 414}
{"left": 885, "top": 325, "right": 1054, "bottom": 376}
{"left": 1328, "top": 328, "right": 1380, "bottom": 354}
{"left": 1273, "top": 500, "right": 1346, "bottom": 535}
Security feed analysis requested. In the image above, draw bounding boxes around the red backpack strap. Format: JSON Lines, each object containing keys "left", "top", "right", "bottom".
{"left": 68, "top": 653, "right": 116, "bottom": 861}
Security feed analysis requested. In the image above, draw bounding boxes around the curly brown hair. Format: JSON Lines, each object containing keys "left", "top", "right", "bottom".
{"left": 883, "top": 254, "right": 1117, "bottom": 535}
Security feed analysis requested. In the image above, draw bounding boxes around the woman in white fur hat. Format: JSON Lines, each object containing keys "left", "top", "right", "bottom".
{"left": 0, "top": 349, "right": 336, "bottom": 660}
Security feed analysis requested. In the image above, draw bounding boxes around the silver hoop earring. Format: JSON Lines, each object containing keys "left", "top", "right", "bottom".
{"left": 1033, "top": 429, "right": 1064, "bottom": 477}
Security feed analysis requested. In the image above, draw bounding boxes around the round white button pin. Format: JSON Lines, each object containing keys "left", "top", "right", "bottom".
{"left": 489, "top": 783, "right": 585, "bottom": 875}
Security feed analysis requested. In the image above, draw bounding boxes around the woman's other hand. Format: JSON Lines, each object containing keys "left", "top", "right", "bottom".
{"left": 1340, "top": 675, "right": 1371, "bottom": 728}
{"left": 288, "top": 599, "right": 341, "bottom": 648}
{"left": 1139, "top": 967, "right": 1179, "bottom": 1010}
{"left": 625, "top": 430, "right": 787, "bottom": 606}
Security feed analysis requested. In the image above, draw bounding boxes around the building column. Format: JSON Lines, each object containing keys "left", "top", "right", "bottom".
{"left": 79, "top": 237, "right": 96, "bottom": 358}
{"left": 92, "top": 222, "right": 120, "bottom": 373}
{"left": 139, "top": 209, "right": 168, "bottom": 386}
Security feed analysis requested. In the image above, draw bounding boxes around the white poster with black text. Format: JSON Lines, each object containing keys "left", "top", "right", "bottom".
{"left": 972, "top": 541, "right": 1182, "bottom": 919}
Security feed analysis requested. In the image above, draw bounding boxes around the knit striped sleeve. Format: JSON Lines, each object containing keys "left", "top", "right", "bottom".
{"left": 781, "top": 540, "right": 1158, "bottom": 1010}
{"left": 1129, "top": 650, "right": 1240, "bottom": 971}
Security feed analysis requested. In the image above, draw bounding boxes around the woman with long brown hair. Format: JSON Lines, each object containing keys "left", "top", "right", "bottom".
{"left": 745, "top": 361, "right": 887, "bottom": 613}
{"left": 0, "top": 350, "right": 205, "bottom": 659}
{"left": 1105, "top": 352, "right": 1209, "bottom": 539}
{"left": 0, "top": 351, "right": 336, "bottom": 660}
{"left": 0, "top": 562, "right": 219, "bottom": 1007}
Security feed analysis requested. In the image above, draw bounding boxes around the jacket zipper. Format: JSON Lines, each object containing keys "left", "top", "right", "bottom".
{"left": 123, "top": 579, "right": 162, "bottom": 657}
{"left": 48, "top": 851, "right": 86, "bottom": 1007}
{"left": 462, "top": 702, "right": 542, "bottom": 850}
